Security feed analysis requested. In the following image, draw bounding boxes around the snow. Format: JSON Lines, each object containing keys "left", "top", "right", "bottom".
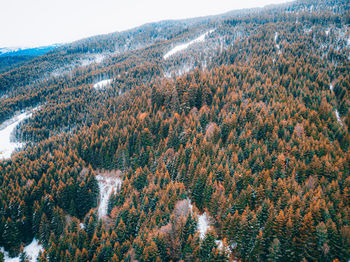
{"left": 81, "top": 53, "right": 106, "bottom": 67}
{"left": 50, "top": 53, "right": 108, "bottom": 79}
{"left": 197, "top": 212, "right": 231, "bottom": 255}
{"left": 303, "top": 28, "right": 312, "bottom": 34}
{"left": 198, "top": 212, "right": 211, "bottom": 239}
{"left": 92, "top": 53, "right": 105, "bottom": 64}
{"left": 79, "top": 223, "right": 85, "bottom": 229}
{"left": 274, "top": 32, "right": 282, "bottom": 55}
{"left": 325, "top": 29, "right": 330, "bottom": 36}
{"left": 335, "top": 110, "right": 342, "bottom": 126}
{"left": 22, "top": 239, "right": 43, "bottom": 262}
{"left": 189, "top": 201, "right": 230, "bottom": 255}
{"left": 215, "top": 240, "right": 224, "bottom": 250}
{"left": 329, "top": 84, "right": 343, "bottom": 126}
{"left": 187, "top": 198, "right": 193, "bottom": 214}
{"left": 0, "top": 238, "right": 43, "bottom": 262}
{"left": 0, "top": 107, "right": 39, "bottom": 160}
{"left": 96, "top": 175, "right": 122, "bottom": 218}
{"left": 164, "top": 64, "right": 193, "bottom": 78}
{"left": 164, "top": 30, "right": 214, "bottom": 60}
{"left": 215, "top": 240, "right": 233, "bottom": 254}
{"left": 93, "top": 79, "right": 112, "bottom": 90}
{"left": 0, "top": 47, "right": 26, "bottom": 55}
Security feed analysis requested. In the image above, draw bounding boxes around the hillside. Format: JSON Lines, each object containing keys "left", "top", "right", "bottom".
{"left": 0, "top": 0, "right": 349, "bottom": 261}
{"left": 0, "top": 45, "right": 60, "bottom": 73}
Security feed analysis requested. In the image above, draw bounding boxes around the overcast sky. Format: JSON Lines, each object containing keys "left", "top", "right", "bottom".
{"left": 0, "top": 0, "right": 291, "bottom": 47}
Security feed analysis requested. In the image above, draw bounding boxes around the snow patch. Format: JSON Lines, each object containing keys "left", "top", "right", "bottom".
{"left": 0, "top": 107, "right": 39, "bottom": 160}
{"left": 329, "top": 84, "right": 343, "bottom": 126}
{"left": 81, "top": 53, "right": 106, "bottom": 67}
{"left": 190, "top": 201, "right": 230, "bottom": 255}
{"left": 304, "top": 28, "right": 312, "bottom": 34}
{"left": 96, "top": 175, "right": 122, "bottom": 218}
{"left": 187, "top": 198, "right": 193, "bottom": 214}
{"left": 198, "top": 212, "right": 211, "bottom": 239}
{"left": 93, "top": 79, "right": 113, "bottom": 90}
{"left": 274, "top": 32, "right": 282, "bottom": 55}
{"left": 50, "top": 53, "right": 108, "bottom": 79}
{"left": 335, "top": 110, "right": 342, "bottom": 126}
{"left": 215, "top": 240, "right": 232, "bottom": 254}
{"left": 164, "top": 30, "right": 214, "bottom": 60}
{"left": 164, "top": 64, "right": 193, "bottom": 78}
{"left": 1, "top": 238, "right": 43, "bottom": 262}
{"left": 197, "top": 212, "right": 231, "bottom": 255}
{"left": 0, "top": 47, "right": 28, "bottom": 55}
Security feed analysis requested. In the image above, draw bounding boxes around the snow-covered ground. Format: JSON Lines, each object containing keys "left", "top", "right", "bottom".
{"left": 197, "top": 211, "right": 231, "bottom": 255}
{"left": 80, "top": 53, "right": 107, "bottom": 67}
{"left": 164, "top": 30, "right": 214, "bottom": 60}
{"left": 198, "top": 212, "right": 211, "bottom": 239}
{"left": 215, "top": 240, "right": 231, "bottom": 253}
{"left": 274, "top": 32, "right": 282, "bottom": 55}
{"left": 335, "top": 110, "right": 342, "bottom": 126}
{"left": 329, "top": 84, "right": 343, "bottom": 126}
{"left": 187, "top": 198, "right": 193, "bottom": 214}
{"left": 0, "top": 107, "right": 39, "bottom": 160}
{"left": 184, "top": 198, "right": 230, "bottom": 255}
{"left": 0, "top": 238, "right": 43, "bottom": 262}
{"left": 96, "top": 175, "right": 122, "bottom": 218}
{"left": 0, "top": 46, "right": 28, "bottom": 55}
{"left": 164, "top": 64, "right": 193, "bottom": 78}
{"left": 93, "top": 79, "right": 113, "bottom": 90}
{"left": 50, "top": 53, "right": 108, "bottom": 79}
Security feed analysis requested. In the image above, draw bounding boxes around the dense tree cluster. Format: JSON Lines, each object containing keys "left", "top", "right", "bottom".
{"left": 0, "top": 0, "right": 349, "bottom": 261}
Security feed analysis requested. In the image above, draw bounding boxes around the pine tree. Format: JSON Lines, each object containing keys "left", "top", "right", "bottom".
{"left": 268, "top": 238, "right": 282, "bottom": 262}
{"left": 2, "top": 218, "right": 20, "bottom": 256}
{"left": 200, "top": 231, "right": 217, "bottom": 261}
{"left": 116, "top": 219, "right": 127, "bottom": 243}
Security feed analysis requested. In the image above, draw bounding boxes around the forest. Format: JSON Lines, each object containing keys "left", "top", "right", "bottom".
{"left": 0, "top": 0, "right": 349, "bottom": 261}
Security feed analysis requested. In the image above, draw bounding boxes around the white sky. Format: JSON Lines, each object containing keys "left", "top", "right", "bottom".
{"left": 0, "top": 0, "right": 291, "bottom": 47}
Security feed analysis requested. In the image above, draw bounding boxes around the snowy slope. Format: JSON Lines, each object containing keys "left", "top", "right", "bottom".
{"left": 1, "top": 238, "right": 43, "bottom": 262}
{"left": 330, "top": 84, "right": 343, "bottom": 126}
{"left": 164, "top": 30, "right": 214, "bottom": 59}
{"left": 0, "top": 107, "right": 39, "bottom": 160}
{"left": 93, "top": 79, "right": 113, "bottom": 90}
{"left": 335, "top": 110, "right": 342, "bottom": 125}
{"left": 0, "top": 47, "right": 25, "bottom": 55}
{"left": 198, "top": 212, "right": 211, "bottom": 239}
{"left": 96, "top": 175, "right": 122, "bottom": 217}
{"left": 274, "top": 32, "right": 282, "bottom": 55}
{"left": 0, "top": 45, "right": 60, "bottom": 57}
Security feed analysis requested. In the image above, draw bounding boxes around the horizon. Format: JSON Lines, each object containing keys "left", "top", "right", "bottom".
{"left": 0, "top": 0, "right": 292, "bottom": 48}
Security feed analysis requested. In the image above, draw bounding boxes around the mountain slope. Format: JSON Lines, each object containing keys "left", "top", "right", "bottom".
{"left": 0, "top": 45, "right": 60, "bottom": 57}
{"left": 0, "top": 45, "right": 60, "bottom": 73}
{"left": 0, "top": 0, "right": 349, "bottom": 261}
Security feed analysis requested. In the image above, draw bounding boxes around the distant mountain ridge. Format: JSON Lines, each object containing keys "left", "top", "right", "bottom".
{"left": 0, "top": 44, "right": 61, "bottom": 57}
